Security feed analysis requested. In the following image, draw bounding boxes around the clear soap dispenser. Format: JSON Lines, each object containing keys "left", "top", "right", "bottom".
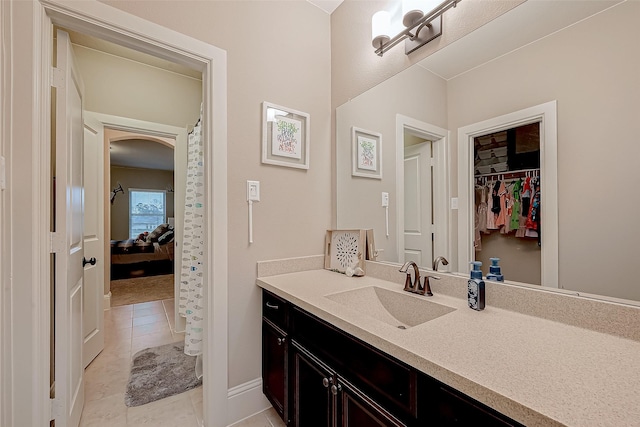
{"left": 468, "top": 261, "right": 485, "bottom": 311}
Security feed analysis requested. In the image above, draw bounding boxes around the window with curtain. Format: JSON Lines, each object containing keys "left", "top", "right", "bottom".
{"left": 129, "top": 189, "right": 166, "bottom": 238}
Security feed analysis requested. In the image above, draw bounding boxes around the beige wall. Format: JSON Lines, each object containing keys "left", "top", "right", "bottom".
{"left": 336, "top": 65, "right": 447, "bottom": 262}
{"left": 101, "top": 0, "right": 333, "bottom": 389}
{"left": 447, "top": 1, "right": 640, "bottom": 300}
{"left": 73, "top": 44, "right": 202, "bottom": 128}
{"left": 110, "top": 166, "right": 174, "bottom": 240}
{"left": 330, "top": 0, "right": 524, "bottom": 110}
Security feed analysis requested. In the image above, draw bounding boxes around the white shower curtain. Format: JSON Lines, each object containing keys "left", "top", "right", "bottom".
{"left": 179, "top": 108, "right": 205, "bottom": 375}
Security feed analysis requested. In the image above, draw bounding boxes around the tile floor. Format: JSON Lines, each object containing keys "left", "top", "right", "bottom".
{"left": 81, "top": 299, "right": 284, "bottom": 427}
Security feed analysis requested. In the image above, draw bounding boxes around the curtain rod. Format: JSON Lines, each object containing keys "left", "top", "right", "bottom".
{"left": 474, "top": 167, "right": 540, "bottom": 180}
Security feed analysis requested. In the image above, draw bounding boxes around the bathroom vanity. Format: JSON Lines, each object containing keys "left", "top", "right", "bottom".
{"left": 257, "top": 259, "right": 640, "bottom": 427}
{"left": 262, "top": 287, "right": 522, "bottom": 426}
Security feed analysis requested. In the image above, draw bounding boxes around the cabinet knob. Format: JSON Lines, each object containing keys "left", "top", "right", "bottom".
{"left": 277, "top": 337, "right": 285, "bottom": 346}
{"left": 322, "top": 377, "right": 330, "bottom": 388}
{"left": 330, "top": 384, "right": 342, "bottom": 396}
{"left": 265, "top": 302, "right": 279, "bottom": 310}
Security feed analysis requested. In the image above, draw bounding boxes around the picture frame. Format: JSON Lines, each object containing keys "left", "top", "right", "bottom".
{"left": 262, "top": 101, "right": 310, "bottom": 169}
{"left": 351, "top": 127, "right": 382, "bottom": 179}
{"left": 324, "top": 229, "right": 367, "bottom": 273}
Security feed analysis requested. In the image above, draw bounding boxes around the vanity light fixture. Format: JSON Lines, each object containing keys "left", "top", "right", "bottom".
{"left": 372, "top": 0, "right": 460, "bottom": 57}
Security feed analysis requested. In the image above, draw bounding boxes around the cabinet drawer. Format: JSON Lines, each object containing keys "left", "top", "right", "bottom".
{"left": 291, "top": 307, "right": 415, "bottom": 418}
{"left": 262, "top": 289, "right": 289, "bottom": 330}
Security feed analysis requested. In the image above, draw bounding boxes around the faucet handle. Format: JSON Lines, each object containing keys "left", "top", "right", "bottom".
{"left": 420, "top": 275, "right": 440, "bottom": 297}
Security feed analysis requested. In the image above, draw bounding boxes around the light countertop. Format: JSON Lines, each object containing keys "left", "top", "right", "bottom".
{"left": 257, "top": 269, "right": 640, "bottom": 427}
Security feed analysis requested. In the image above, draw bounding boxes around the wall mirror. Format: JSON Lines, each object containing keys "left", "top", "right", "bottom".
{"left": 336, "top": 0, "right": 639, "bottom": 304}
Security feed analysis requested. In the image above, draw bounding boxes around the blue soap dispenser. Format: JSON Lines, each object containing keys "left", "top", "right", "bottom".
{"left": 486, "top": 257, "right": 504, "bottom": 282}
{"left": 468, "top": 261, "right": 485, "bottom": 311}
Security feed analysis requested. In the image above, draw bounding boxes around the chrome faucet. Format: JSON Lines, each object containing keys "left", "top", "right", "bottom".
{"left": 399, "top": 261, "right": 439, "bottom": 296}
{"left": 432, "top": 256, "right": 449, "bottom": 272}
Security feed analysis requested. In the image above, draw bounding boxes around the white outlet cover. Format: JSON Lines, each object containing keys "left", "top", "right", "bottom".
{"left": 381, "top": 192, "right": 389, "bottom": 207}
{"left": 247, "top": 180, "right": 260, "bottom": 201}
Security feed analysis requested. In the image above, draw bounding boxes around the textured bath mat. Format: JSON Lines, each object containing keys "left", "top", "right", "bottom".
{"left": 125, "top": 341, "right": 202, "bottom": 407}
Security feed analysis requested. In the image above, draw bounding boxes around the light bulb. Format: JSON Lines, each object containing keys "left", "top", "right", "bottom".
{"left": 371, "top": 11, "right": 391, "bottom": 48}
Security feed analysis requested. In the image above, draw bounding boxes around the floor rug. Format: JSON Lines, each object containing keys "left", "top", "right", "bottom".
{"left": 110, "top": 274, "right": 174, "bottom": 307}
{"left": 125, "top": 341, "right": 202, "bottom": 407}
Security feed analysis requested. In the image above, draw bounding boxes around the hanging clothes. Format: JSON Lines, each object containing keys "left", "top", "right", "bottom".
{"left": 486, "top": 181, "right": 498, "bottom": 230}
{"left": 495, "top": 180, "right": 507, "bottom": 228}
{"left": 179, "top": 107, "right": 205, "bottom": 365}
{"left": 510, "top": 179, "right": 522, "bottom": 231}
{"left": 477, "top": 185, "right": 488, "bottom": 234}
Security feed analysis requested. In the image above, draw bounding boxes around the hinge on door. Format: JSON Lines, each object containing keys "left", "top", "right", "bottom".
{"left": 51, "top": 67, "right": 64, "bottom": 88}
{"left": 50, "top": 397, "right": 63, "bottom": 421}
{"left": 50, "top": 232, "right": 63, "bottom": 254}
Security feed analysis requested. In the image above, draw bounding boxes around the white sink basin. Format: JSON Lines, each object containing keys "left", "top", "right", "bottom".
{"left": 325, "top": 286, "right": 455, "bottom": 329}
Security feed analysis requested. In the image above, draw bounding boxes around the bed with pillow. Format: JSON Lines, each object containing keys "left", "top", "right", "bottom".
{"left": 110, "top": 223, "right": 175, "bottom": 279}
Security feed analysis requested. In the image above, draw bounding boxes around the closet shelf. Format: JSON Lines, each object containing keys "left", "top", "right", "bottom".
{"left": 475, "top": 167, "right": 540, "bottom": 181}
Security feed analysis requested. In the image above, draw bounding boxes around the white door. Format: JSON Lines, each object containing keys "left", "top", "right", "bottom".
{"left": 404, "top": 142, "right": 433, "bottom": 266}
{"left": 83, "top": 115, "right": 105, "bottom": 367}
{"left": 53, "top": 29, "right": 85, "bottom": 427}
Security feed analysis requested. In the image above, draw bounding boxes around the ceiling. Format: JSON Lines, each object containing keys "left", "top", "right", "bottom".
{"left": 110, "top": 139, "right": 175, "bottom": 171}
{"left": 308, "top": 0, "right": 343, "bottom": 14}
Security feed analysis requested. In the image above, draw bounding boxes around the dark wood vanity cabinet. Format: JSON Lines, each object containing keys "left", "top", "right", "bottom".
{"left": 290, "top": 343, "right": 334, "bottom": 427}
{"left": 290, "top": 341, "right": 406, "bottom": 427}
{"left": 262, "top": 291, "right": 289, "bottom": 421}
{"left": 262, "top": 289, "right": 523, "bottom": 427}
{"left": 417, "top": 374, "right": 524, "bottom": 427}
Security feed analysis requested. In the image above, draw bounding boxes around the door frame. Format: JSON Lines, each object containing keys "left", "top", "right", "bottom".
{"left": 457, "top": 100, "right": 558, "bottom": 288}
{"left": 395, "top": 114, "right": 450, "bottom": 270}
{"left": 89, "top": 112, "right": 188, "bottom": 333}
{"left": 10, "top": 1, "right": 228, "bottom": 426}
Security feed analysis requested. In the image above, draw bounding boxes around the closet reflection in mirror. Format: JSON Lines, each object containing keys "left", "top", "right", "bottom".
{"left": 474, "top": 123, "right": 540, "bottom": 285}
{"left": 335, "top": 1, "right": 640, "bottom": 303}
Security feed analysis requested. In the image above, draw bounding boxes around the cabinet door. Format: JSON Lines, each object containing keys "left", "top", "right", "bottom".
{"left": 290, "top": 342, "right": 337, "bottom": 427}
{"left": 263, "top": 319, "right": 288, "bottom": 421}
{"left": 418, "top": 374, "right": 523, "bottom": 427}
{"left": 339, "top": 377, "right": 407, "bottom": 427}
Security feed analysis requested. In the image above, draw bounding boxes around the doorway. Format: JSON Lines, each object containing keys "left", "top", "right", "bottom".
{"left": 395, "top": 115, "right": 450, "bottom": 270}
{"left": 472, "top": 123, "right": 541, "bottom": 284}
{"left": 37, "top": 2, "right": 228, "bottom": 426}
{"left": 457, "top": 101, "right": 558, "bottom": 288}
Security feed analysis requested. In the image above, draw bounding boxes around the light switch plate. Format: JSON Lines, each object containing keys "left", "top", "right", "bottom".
{"left": 247, "top": 180, "right": 260, "bottom": 201}
{"left": 450, "top": 197, "right": 458, "bottom": 210}
{"left": 381, "top": 192, "right": 389, "bottom": 207}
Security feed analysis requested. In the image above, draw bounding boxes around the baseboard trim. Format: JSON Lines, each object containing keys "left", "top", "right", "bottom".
{"left": 227, "top": 377, "right": 270, "bottom": 425}
{"left": 104, "top": 292, "right": 111, "bottom": 310}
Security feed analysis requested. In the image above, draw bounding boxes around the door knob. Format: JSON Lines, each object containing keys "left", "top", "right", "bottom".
{"left": 83, "top": 257, "right": 97, "bottom": 267}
